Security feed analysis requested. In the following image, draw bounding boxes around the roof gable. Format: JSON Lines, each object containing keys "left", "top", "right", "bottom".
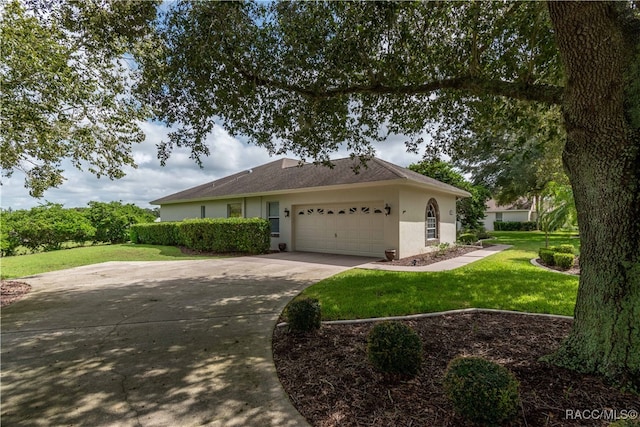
{"left": 151, "top": 157, "right": 470, "bottom": 204}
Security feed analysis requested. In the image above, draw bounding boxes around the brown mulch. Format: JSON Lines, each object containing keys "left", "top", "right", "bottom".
{"left": 1, "top": 280, "right": 32, "bottom": 307}
{"left": 273, "top": 312, "right": 638, "bottom": 426}
{"left": 378, "top": 245, "right": 484, "bottom": 267}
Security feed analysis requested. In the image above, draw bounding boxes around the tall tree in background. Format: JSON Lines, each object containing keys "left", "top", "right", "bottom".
{"left": 136, "top": 1, "right": 639, "bottom": 388}
{"left": 0, "top": 0, "right": 158, "bottom": 197}
{"left": 452, "top": 106, "right": 567, "bottom": 206}
{"left": 408, "top": 159, "right": 490, "bottom": 231}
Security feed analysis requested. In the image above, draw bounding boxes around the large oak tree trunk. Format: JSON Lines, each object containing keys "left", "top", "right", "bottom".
{"left": 547, "top": 2, "right": 640, "bottom": 389}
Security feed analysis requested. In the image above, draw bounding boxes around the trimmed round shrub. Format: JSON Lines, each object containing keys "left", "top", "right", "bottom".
{"left": 443, "top": 356, "right": 521, "bottom": 426}
{"left": 553, "top": 252, "right": 575, "bottom": 270}
{"left": 458, "top": 233, "right": 478, "bottom": 245}
{"left": 539, "top": 248, "right": 556, "bottom": 266}
{"left": 556, "top": 244, "right": 577, "bottom": 254}
{"left": 367, "top": 321, "right": 422, "bottom": 376}
{"left": 286, "top": 297, "right": 321, "bottom": 333}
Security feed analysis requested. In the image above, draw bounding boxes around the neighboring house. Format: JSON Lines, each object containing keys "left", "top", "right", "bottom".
{"left": 151, "top": 157, "right": 470, "bottom": 258}
{"left": 481, "top": 198, "right": 537, "bottom": 231}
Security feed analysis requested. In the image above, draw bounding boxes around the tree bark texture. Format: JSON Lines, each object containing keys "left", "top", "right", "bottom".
{"left": 547, "top": 2, "right": 640, "bottom": 389}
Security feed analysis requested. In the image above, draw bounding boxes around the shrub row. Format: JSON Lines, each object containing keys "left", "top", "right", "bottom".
{"left": 493, "top": 221, "right": 537, "bottom": 231}
{"left": 284, "top": 302, "right": 521, "bottom": 426}
{"left": 538, "top": 244, "right": 577, "bottom": 270}
{"left": 130, "top": 218, "right": 271, "bottom": 254}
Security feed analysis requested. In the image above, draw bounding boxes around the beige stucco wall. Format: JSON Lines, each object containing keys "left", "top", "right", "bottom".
{"left": 158, "top": 182, "right": 459, "bottom": 257}
{"left": 481, "top": 210, "right": 533, "bottom": 231}
{"left": 397, "top": 187, "right": 458, "bottom": 258}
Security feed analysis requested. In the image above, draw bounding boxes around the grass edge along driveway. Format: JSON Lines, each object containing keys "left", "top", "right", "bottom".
{"left": 0, "top": 244, "right": 218, "bottom": 279}
{"left": 300, "top": 232, "right": 580, "bottom": 320}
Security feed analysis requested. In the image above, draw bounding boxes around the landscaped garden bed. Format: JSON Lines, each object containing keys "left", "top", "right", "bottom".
{"left": 273, "top": 312, "right": 638, "bottom": 426}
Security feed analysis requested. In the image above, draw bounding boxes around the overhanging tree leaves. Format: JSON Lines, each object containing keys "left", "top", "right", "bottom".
{"left": 137, "top": 1, "right": 639, "bottom": 388}
{"left": 408, "top": 159, "right": 490, "bottom": 231}
{"left": 0, "top": 0, "right": 158, "bottom": 197}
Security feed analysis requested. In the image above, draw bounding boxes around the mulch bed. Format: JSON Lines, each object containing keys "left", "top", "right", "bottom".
{"left": 1, "top": 280, "right": 32, "bottom": 307}
{"left": 377, "top": 245, "right": 484, "bottom": 267}
{"left": 536, "top": 257, "right": 581, "bottom": 276}
{"left": 273, "top": 312, "right": 638, "bottom": 426}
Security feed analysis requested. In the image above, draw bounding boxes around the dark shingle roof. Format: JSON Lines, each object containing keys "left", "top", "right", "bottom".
{"left": 151, "top": 157, "right": 471, "bottom": 205}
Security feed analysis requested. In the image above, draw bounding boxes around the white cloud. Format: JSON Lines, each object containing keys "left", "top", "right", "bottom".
{"left": 0, "top": 122, "right": 431, "bottom": 210}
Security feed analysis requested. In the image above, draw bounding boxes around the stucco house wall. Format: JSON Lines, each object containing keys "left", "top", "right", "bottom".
{"left": 153, "top": 157, "right": 470, "bottom": 259}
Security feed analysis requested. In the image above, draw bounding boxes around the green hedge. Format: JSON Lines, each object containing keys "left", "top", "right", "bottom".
{"left": 130, "top": 218, "right": 270, "bottom": 254}
{"left": 130, "top": 222, "right": 182, "bottom": 246}
{"left": 493, "top": 221, "right": 537, "bottom": 231}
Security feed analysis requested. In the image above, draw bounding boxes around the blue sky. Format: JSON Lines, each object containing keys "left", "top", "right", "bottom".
{"left": 0, "top": 121, "right": 429, "bottom": 211}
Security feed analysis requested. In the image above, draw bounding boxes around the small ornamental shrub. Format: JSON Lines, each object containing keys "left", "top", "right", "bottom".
{"left": 443, "top": 356, "right": 521, "bottom": 426}
{"left": 539, "top": 248, "right": 556, "bottom": 265}
{"left": 286, "top": 297, "right": 321, "bottom": 333}
{"left": 553, "top": 252, "right": 575, "bottom": 270}
{"left": 458, "top": 233, "right": 478, "bottom": 245}
{"left": 367, "top": 321, "right": 422, "bottom": 377}
{"left": 556, "top": 244, "right": 577, "bottom": 254}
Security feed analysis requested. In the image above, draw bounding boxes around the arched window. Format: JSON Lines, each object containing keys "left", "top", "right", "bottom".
{"left": 425, "top": 198, "right": 439, "bottom": 244}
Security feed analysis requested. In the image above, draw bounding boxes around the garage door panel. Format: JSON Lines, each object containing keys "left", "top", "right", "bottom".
{"left": 294, "top": 202, "right": 385, "bottom": 257}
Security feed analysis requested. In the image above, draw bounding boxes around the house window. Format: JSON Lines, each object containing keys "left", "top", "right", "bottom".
{"left": 227, "top": 203, "right": 242, "bottom": 218}
{"left": 268, "top": 202, "right": 280, "bottom": 235}
{"left": 495, "top": 212, "right": 503, "bottom": 222}
{"left": 425, "top": 198, "right": 440, "bottom": 244}
{"left": 200, "top": 205, "right": 206, "bottom": 219}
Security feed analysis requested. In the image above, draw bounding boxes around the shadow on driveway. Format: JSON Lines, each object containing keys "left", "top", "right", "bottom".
{"left": 1, "top": 258, "right": 349, "bottom": 426}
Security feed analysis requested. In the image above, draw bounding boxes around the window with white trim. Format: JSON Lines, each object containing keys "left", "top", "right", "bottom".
{"left": 200, "top": 205, "right": 206, "bottom": 219}
{"left": 268, "top": 202, "right": 280, "bottom": 235}
{"left": 227, "top": 203, "right": 242, "bottom": 218}
{"left": 495, "top": 212, "right": 503, "bottom": 222}
{"left": 425, "top": 199, "right": 439, "bottom": 243}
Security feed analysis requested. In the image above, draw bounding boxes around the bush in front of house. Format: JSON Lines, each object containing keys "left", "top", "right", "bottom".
{"left": 130, "top": 222, "right": 182, "bottom": 246}
{"left": 367, "top": 321, "right": 423, "bottom": 377}
{"left": 493, "top": 221, "right": 537, "bottom": 231}
{"left": 286, "top": 297, "right": 322, "bottom": 333}
{"left": 553, "top": 252, "right": 575, "bottom": 270}
{"left": 539, "top": 248, "right": 556, "bottom": 266}
{"left": 179, "top": 218, "right": 270, "bottom": 254}
{"left": 458, "top": 233, "right": 478, "bottom": 245}
{"left": 443, "top": 356, "right": 521, "bottom": 426}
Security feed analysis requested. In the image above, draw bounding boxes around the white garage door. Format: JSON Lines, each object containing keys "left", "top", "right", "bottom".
{"left": 294, "top": 202, "right": 386, "bottom": 257}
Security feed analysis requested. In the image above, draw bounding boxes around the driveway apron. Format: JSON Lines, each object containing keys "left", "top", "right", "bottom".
{"left": 1, "top": 255, "right": 367, "bottom": 426}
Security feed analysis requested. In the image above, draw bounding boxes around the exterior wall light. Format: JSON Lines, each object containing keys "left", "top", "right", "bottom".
{"left": 384, "top": 204, "right": 391, "bottom": 215}
{"left": 284, "top": 208, "right": 290, "bottom": 217}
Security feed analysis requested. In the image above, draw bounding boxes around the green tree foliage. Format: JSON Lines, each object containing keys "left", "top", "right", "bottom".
{"left": 452, "top": 106, "right": 568, "bottom": 205}
{"left": 85, "top": 201, "right": 156, "bottom": 244}
{"left": 0, "top": 0, "right": 158, "bottom": 197}
{"left": 3, "top": 203, "right": 95, "bottom": 252}
{"left": 0, "top": 201, "right": 155, "bottom": 255}
{"left": 135, "top": 1, "right": 639, "bottom": 387}
{"left": 408, "top": 159, "right": 490, "bottom": 230}
{"left": 538, "top": 182, "right": 577, "bottom": 247}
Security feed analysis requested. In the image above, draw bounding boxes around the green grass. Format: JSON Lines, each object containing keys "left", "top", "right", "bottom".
{"left": 0, "top": 244, "right": 217, "bottom": 279}
{"left": 300, "top": 231, "right": 580, "bottom": 320}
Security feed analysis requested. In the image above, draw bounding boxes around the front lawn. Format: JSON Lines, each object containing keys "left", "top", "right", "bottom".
{"left": 300, "top": 231, "right": 580, "bottom": 319}
{"left": 0, "top": 244, "right": 217, "bottom": 279}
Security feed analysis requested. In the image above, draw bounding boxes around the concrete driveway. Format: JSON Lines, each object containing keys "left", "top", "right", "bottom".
{"left": 1, "top": 253, "right": 374, "bottom": 426}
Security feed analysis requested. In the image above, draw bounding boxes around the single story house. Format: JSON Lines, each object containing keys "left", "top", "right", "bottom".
{"left": 151, "top": 157, "right": 470, "bottom": 259}
{"left": 481, "top": 198, "right": 537, "bottom": 231}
